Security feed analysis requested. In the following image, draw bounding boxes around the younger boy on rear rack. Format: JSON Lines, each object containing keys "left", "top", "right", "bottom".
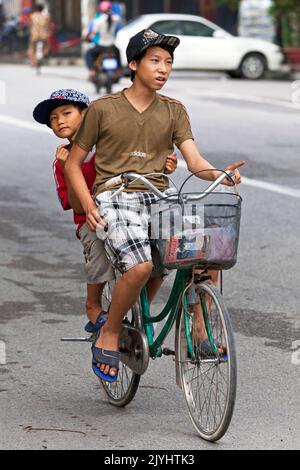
{"left": 33, "top": 88, "right": 178, "bottom": 333}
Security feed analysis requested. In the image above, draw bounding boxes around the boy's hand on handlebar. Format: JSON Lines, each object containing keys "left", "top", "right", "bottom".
{"left": 86, "top": 202, "right": 106, "bottom": 233}
{"left": 223, "top": 160, "right": 246, "bottom": 186}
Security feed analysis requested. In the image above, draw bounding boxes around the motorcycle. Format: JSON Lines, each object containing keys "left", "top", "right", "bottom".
{"left": 93, "top": 48, "right": 120, "bottom": 94}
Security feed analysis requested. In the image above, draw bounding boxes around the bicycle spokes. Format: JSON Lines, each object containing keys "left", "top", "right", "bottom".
{"left": 178, "top": 283, "right": 236, "bottom": 441}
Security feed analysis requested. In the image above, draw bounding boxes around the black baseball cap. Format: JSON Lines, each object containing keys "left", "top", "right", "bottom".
{"left": 126, "top": 29, "right": 180, "bottom": 64}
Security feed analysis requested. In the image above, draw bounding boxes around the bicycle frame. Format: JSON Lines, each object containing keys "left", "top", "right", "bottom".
{"left": 140, "top": 268, "right": 217, "bottom": 360}
{"left": 140, "top": 270, "right": 186, "bottom": 358}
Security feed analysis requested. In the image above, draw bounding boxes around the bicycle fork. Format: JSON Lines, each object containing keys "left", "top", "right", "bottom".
{"left": 175, "top": 280, "right": 218, "bottom": 389}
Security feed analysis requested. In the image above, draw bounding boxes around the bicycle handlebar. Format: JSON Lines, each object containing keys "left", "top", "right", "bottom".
{"left": 104, "top": 170, "right": 235, "bottom": 201}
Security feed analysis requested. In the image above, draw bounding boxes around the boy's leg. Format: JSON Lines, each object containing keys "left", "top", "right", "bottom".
{"left": 86, "top": 283, "right": 106, "bottom": 324}
{"left": 146, "top": 276, "right": 164, "bottom": 305}
{"left": 78, "top": 223, "right": 114, "bottom": 323}
{"left": 95, "top": 261, "right": 153, "bottom": 376}
{"left": 191, "top": 270, "right": 226, "bottom": 354}
{"left": 146, "top": 242, "right": 169, "bottom": 305}
{"left": 94, "top": 191, "right": 156, "bottom": 377}
{"left": 192, "top": 269, "right": 218, "bottom": 343}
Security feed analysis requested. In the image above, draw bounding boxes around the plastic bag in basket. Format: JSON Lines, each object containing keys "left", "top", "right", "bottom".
{"left": 205, "top": 225, "right": 236, "bottom": 262}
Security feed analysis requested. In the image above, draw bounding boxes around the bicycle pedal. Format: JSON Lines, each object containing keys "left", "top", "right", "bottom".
{"left": 162, "top": 348, "right": 175, "bottom": 356}
{"left": 60, "top": 336, "right": 94, "bottom": 342}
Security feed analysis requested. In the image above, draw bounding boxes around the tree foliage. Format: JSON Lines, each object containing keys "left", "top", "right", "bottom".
{"left": 270, "top": 0, "right": 300, "bottom": 16}
{"left": 216, "top": 0, "right": 300, "bottom": 46}
{"left": 216, "top": 0, "right": 240, "bottom": 10}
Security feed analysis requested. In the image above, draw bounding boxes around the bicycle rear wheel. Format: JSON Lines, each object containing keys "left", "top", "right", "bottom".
{"left": 98, "top": 275, "right": 141, "bottom": 407}
{"left": 176, "top": 282, "right": 237, "bottom": 441}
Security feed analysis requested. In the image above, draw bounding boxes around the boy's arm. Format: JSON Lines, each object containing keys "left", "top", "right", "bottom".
{"left": 179, "top": 139, "right": 245, "bottom": 184}
{"left": 53, "top": 159, "right": 71, "bottom": 211}
{"left": 64, "top": 143, "right": 102, "bottom": 232}
{"left": 55, "top": 145, "right": 84, "bottom": 214}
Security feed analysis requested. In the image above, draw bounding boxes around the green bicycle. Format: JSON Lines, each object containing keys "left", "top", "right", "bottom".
{"left": 97, "top": 170, "right": 241, "bottom": 442}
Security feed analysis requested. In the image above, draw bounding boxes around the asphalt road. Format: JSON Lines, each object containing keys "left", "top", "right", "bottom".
{"left": 0, "top": 64, "right": 300, "bottom": 450}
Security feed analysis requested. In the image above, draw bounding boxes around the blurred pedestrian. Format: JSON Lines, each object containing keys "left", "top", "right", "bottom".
{"left": 28, "top": 3, "right": 51, "bottom": 66}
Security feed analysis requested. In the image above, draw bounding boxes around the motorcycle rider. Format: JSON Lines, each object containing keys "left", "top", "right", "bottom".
{"left": 85, "top": 1, "right": 122, "bottom": 82}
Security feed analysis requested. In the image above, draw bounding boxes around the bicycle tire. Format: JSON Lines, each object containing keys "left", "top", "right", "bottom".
{"left": 98, "top": 275, "right": 141, "bottom": 407}
{"left": 176, "top": 282, "right": 237, "bottom": 441}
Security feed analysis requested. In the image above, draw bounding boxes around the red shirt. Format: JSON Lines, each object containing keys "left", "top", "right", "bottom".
{"left": 53, "top": 154, "right": 96, "bottom": 231}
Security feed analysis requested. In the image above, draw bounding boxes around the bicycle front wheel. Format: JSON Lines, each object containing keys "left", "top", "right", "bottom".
{"left": 177, "top": 282, "right": 237, "bottom": 441}
{"left": 98, "top": 276, "right": 141, "bottom": 407}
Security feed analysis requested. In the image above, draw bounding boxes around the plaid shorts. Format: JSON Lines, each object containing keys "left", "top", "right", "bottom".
{"left": 96, "top": 191, "right": 164, "bottom": 274}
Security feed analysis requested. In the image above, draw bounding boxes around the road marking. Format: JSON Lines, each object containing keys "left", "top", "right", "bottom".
{"left": 0, "top": 341, "right": 6, "bottom": 365}
{"left": 186, "top": 89, "right": 300, "bottom": 111}
{"left": 0, "top": 114, "right": 51, "bottom": 133}
{"left": 178, "top": 160, "right": 300, "bottom": 199}
{"left": 241, "top": 176, "right": 300, "bottom": 199}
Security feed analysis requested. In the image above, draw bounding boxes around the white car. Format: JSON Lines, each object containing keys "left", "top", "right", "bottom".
{"left": 115, "top": 13, "right": 284, "bottom": 79}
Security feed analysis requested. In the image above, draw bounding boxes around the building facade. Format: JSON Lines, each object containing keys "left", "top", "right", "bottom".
{"left": 1, "top": 0, "right": 239, "bottom": 39}
{"left": 3, "top": 0, "right": 22, "bottom": 17}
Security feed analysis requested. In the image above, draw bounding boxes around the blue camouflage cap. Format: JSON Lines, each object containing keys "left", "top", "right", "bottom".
{"left": 33, "top": 89, "right": 90, "bottom": 127}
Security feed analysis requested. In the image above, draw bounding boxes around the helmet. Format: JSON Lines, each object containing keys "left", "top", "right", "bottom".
{"left": 98, "top": 1, "right": 112, "bottom": 13}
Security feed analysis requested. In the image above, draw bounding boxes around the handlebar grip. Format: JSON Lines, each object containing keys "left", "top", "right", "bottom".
{"left": 225, "top": 170, "right": 234, "bottom": 178}
{"left": 104, "top": 175, "right": 123, "bottom": 189}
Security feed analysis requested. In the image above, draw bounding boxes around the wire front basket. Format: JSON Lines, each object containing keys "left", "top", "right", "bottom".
{"left": 154, "top": 191, "right": 242, "bottom": 271}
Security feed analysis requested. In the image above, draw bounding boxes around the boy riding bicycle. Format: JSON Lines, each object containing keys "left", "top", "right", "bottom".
{"left": 33, "top": 88, "right": 178, "bottom": 333}
{"left": 65, "top": 29, "right": 244, "bottom": 382}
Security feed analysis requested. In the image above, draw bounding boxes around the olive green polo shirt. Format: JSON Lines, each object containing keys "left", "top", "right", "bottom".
{"left": 74, "top": 90, "right": 194, "bottom": 196}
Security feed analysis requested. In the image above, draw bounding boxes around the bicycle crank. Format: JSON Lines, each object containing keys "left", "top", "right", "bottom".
{"left": 119, "top": 323, "right": 149, "bottom": 375}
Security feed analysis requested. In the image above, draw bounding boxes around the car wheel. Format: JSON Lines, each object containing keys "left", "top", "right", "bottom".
{"left": 239, "top": 53, "right": 267, "bottom": 80}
